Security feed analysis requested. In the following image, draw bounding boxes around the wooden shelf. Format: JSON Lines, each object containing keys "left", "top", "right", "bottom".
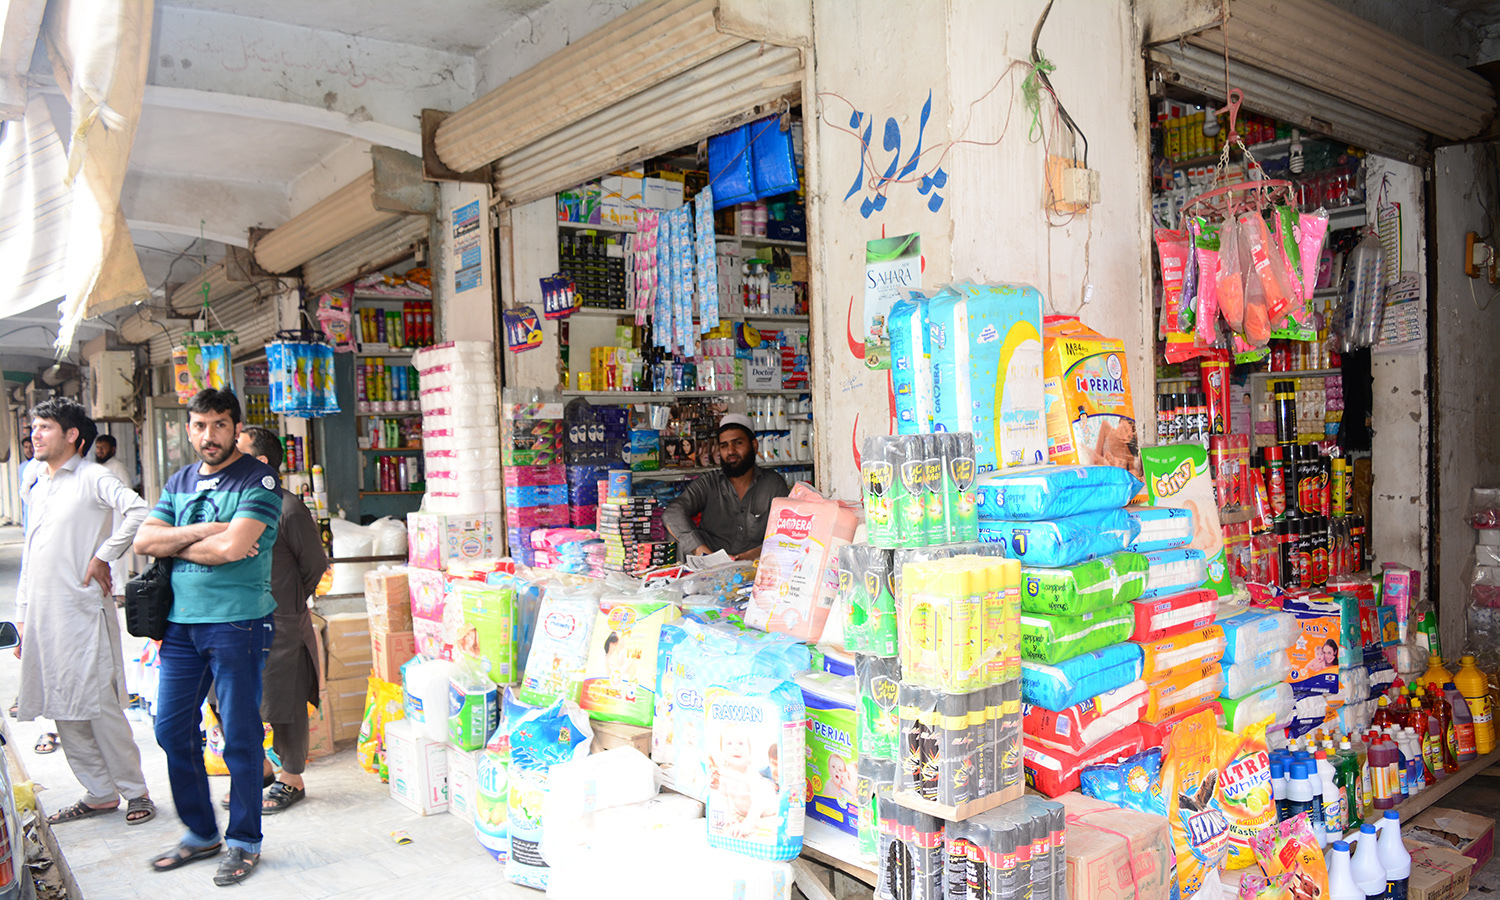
{"left": 1343, "top": 745, "right": 1500, "bottom": 838}
{"left": 359, "top": 490, "right": 423, "bottom": 496}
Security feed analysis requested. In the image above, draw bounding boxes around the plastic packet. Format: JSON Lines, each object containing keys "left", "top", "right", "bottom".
{"left": 1240, "top": 211, "right": 1296, "bottom": 328}
{"left": 1295, "top": 210, "right": 1330, "bottom": 301}
{"left": 450, "top": 651, "right": 500, "bottom": 751}
{"left": 1237, "top": 215, "right": 1272, "bottom": 346}
{"left": 1248, "top": 813, "right": 1329, "bottom": 900}
{"left": 1341, "top": 231, "right": 1386, "bottom": 350}
{"left": 1217, "top": 215, "right": 1246, "bottom": 332}
{"left": 1214, "top": 716, "right": 1275, "bottom": 869}
{"left": 357, "top": 676, "right": 405, "bottom": 780}
{"left": 1163, "top": 706, "right": 1230, "bottom": 898}
{"left": 1079, "top": 747, "right": 1165, "bottom": 816}
{"left": 1191, "top": 218, "right": 1222, "bottom": 345}
{"left": 1271, "top": 206, "right": 1305, "bottom": 328}
{"left": 1156, "top": 228, "right": 1193, "bottom": 335}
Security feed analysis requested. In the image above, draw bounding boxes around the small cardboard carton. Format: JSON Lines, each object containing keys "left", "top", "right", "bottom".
{"left": 1409, "top": 807, "right": 1496, "bottom": 872}
{"left": 365, "top": 567, "right": 412, "bottom": 631}
{"left": 1059, "top": 793, "right": 1172, "bottom": 900}
{"left": 324, "top": 613, "right": 373, "bottom": 680}
{"left": 370, "top": 626, "right": 418, "bottom": 683}
{"left": 307, "top": 694, "right": 335, "bottom": 759}
{"left": 1404, "top": 840, "right": 1477, "bottom": 900}
{"left": 386, "top": 719, "right": 449, "bottom": 816}
{"left": 446, "top": 746, "right": 480, "bottom": 826}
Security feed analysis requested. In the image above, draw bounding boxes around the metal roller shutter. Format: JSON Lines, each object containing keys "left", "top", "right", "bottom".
{"left": 145, "top": 284, "right": 283, "bottom": 366}
{"left": 494, "top": 42, "right": 803, "bottom": 207}
{"left": 253, "top": 170, "right": 397, "bottom": 274}
{"left": 433, "top": 0, "right": 742, "bottom": 174}
{"left": 302, "top": 215, "right": 430, "bottom": 295}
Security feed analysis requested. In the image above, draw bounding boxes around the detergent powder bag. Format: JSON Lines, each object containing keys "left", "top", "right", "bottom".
{"left": 504, "top": 689, "right": 592, "bottom": 890}
{"left": 1163, "top": 707, "right": 1230, "bottom": 899}
{"left": 1079, "top": 747, "right": 1166, "bottom": 815}
{"left": 1214, "top": 717, "right": 1275, "bottom": 870}
{"left": 1142, "top": 444, "right": 1234, "bottom": 597}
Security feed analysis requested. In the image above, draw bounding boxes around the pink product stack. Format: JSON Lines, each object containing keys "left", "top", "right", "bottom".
{"left": 504, "top": 464, "right": 565, "bottom": 486}
{"left": 406, "top": 512, "right": 500, "bottom": 572}
{"left": 408, "top": 566, "right": 448, "bottom": 660}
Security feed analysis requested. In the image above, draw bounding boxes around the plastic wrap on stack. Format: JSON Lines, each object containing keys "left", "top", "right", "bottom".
{"left": 1129, "top": 588, "right": 1218, "bottom": 641}
{"left": 1125, "top": 505, "right": 1194, "bottom": 552}
{"left": 1218, "top": 682, "right": 1295, "bottom": 732}
{"left": 415, "top": 342, "right": 503, "bottom": 514}
{"left": 1223, "top": 649, "right": 1292, "bottom": 698}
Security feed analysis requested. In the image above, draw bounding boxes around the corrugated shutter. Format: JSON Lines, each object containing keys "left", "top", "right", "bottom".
{"left": 494, "top": 42, "right": 803, "bottom": 207}
{"left": 302, "top": 215, "right": 430, "bottom": 295}
{"left": 253, "top": 170, "right": 397, "bottom": 274}
{"left": 433, "top": 0, "right": 741, "bottom": 174}
{"left": 145, "top": 284, "right": 283, "bottom": 366}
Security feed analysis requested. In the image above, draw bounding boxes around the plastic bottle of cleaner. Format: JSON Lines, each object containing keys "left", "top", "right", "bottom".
{"left": 1429, "top": 684, "right": 1460, "bottom": 774}
{"left": 1376, "top": 811, "right": 1412, "bottom": 900}
{"left": 1287, "top": 760, "right": 1315, "bottom": 820}
{"left": 1339, "top": 738, "right": 1363, "bottom": 823}
{"left": 1329, "top": 840, "right": 1366, "bottom": 900}
{"left": 1372, "top": 696, "right": 1393, "bottom": 730}
{"left": 1406, "top": 700, "right": 1434, "bottom": 786}
{"left": 1352, "top": 823, "right": 1389, "bottom": 900}
{"left": 1271, "top": 755, "right": 1289, "bottom": 822}
{"left": 1422, "top": 656, "right": 1455, "bottom": 689}
{"left": 1316, "top": 750, "right": 1342, "bottom": 843}
{"left": 1354, "top": 732, "right": 1375, "bottom": 813}
{"left": 1457, "top": 655, "right": 1495, "bottom": 754}
{"left": 1443, "top": 682, "right": 1477, "bottom": 762}
{"left": 1369, "top": 739, "right": 1395, "bottom": 810}
{"left": 1401, "top": 727, "right": 1426, "bottom": 792}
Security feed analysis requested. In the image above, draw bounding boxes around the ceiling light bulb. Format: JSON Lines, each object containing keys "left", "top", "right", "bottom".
{"left": 1289, "top": 129, "right": 1305, "bottom": 175}
{"left": 1203, "top": 113, "right": 1220, "bottom": 137}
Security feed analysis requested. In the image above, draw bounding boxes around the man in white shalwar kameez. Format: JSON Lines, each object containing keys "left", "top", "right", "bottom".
{"left": 94, "top": 434, "right": 136, "bottom": 597}
{"left": 17, "top": 398, "right": 156, "bottom": 825}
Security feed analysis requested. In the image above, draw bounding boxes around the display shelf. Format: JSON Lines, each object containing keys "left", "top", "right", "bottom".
{"left": 747, "top": 388, "right": 811, "bottom": 395}
{"left": 359, "top": 447, "right": 422, "bottom": 453}
{"left": 351, "top": 292, "right": 432, "bottom": 302}
{"left": 1248, "top": 368, "right": 1341, "bottom": 380}
{"left": 631, "top": 466, "right": 718, "bottom": 482}
{"left": 563, "top": 390, "right": 737, "bottom": 402}
{"left": 1314, "top": 287, "right": 1341, "bottom": 299}
{"left": 715, "top": 233, "right": 807, "bottom": 249}
{"left": 802, "top": 819, "right": 876, "bottom": 887}
{"left": 356, "top": 411, "right": 423, "bottom": 419}
{"left": 355, "top": 346, "right": 417, "bottom": 357}
{"left": 1327, "top": 204, "right": 1367, "bottom": 231}
{"left": 568, "top": 308, "right": 810, "bottom": 323}
{"left": 557, "top": 219, "right": 635, "bottom": 234}
{"left": 359, "top": 490, "right": 423, "bottom": 496}
{"left": 1344, "top": 745, "right": 1500, "bottom": 838}
{"left": 1168, "top": 137, "right": 1294, "bottom": 170}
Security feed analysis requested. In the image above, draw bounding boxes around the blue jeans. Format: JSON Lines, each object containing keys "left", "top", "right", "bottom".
{"left": 154, "top": 616, "right": 274, "bottom": 854}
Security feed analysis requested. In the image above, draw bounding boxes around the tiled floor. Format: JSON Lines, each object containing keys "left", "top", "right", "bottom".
{"left": 0, "top": 527, "right": 539, "bottom": 899}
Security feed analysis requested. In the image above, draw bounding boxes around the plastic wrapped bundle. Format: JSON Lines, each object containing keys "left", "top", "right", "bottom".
{"left": 1137, "top": 625, "right": 1225, "bottom": 681}
{"left": 1218, "top": 607, "right": 1298, "bottom": 665}
{"left": 1020, "top": 642, "right": 1144, "bottom": 712}
{"left": 978, "top": 508, "right": 1138, "bottom": 568}
{"left": 1126, "top": 506, "right": 1194, "bottom": 552}
{"left": 1337, "top": 698, "right": 1376, "bottom": 734}
{"left": 1019, "top": 553, "right": 1149, "bottom": 615}
{"left": 1217, "top": 682, "right": 1294, "bottom": 732}
{"left": 1288, "top": 694, "right": 1330, "bottom": 739}
{"left": 1336, "top": 665, "right": 1371, "bottom": 705}
{"left": 1129, "top": 588, "right": 1218, "bottom": 642}
{"left": 1021, "top": 721, "right": 1146, "bottom": 797}
{"left": 1023, "top": 680, "right": 1147, "bottom": 753}
{"left": 1139, "top": 548, "right": 1209, "bottom": 599}
{"left": 1222, "top": 649, "right": 1292, "bottom": 699}
{"left": 1020, "top": 603, "right": 1136, "bottom": 665}
{"left": 974, "top": 465, "right": 1143, "bottom": 521}
{"left": 1142, "top": 661, "right": 1224, "bottom": 722}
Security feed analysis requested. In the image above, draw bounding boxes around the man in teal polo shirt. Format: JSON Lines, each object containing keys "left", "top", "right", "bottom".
{"left": 132, "top": 389, "right": 280, "bottom": 887}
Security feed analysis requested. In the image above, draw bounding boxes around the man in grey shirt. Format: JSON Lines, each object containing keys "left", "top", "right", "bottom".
{"left": 663, "top": 414, "right": 790, "bottom": 560}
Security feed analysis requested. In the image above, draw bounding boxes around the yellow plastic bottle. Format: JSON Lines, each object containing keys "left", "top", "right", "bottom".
{"left": 1457, "top": 655, "right": 1495, "bottom": 755}
{"left": 1421, "top": 655, "right": 1455, "bottom": 690}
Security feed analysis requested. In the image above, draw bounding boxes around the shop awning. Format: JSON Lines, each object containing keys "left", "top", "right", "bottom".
{"left": 302, "top": 215, "right": 430, "bottom": 296}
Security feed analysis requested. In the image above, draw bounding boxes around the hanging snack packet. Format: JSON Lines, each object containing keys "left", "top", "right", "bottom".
{"left": 1216, "top": 215, "right": 1246, "bottom": 333}
{"left": 1191, "top": 218, "right": 1222, "bottom": 345}
{"left": 1296, "top": 211, "right": 1330, "bottom": 301}
{"left": 1239, "top": 212, "right": 1290, "bottom": 341}
{"left": 1162, "top": 706, "right": 1230, "bottom": 899}
{"left": 1214, "top": 716, "right": 1275, "bottom": 870}
{"left": 1155, "top": 229, "right": 1193, "bottom": 334}
{"left": 1271, "top": 206, "right": 1305, "bottom": 328}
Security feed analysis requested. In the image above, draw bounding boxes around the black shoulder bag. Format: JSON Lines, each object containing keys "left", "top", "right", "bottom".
{"left": 124, "top": 558, "right": 174, "bottom": 641}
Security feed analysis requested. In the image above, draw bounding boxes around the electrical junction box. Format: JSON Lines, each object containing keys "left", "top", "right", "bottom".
{"left": 90, "top": 351, "right": 135, "bottom": 419}
{"left": 1045, "top": 155, "right": 1100, "bottom": 214}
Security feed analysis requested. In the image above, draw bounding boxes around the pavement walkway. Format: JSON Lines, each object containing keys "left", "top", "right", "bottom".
{"left": 0, "top": 525, "right": 538, "bottom": 900}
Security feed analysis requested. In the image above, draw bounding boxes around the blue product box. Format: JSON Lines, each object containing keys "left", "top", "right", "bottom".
{"left": 505, "top": 484, "right": 569, "bottom": 508}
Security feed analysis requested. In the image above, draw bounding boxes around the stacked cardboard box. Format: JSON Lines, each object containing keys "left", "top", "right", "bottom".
{"left": 365, "top": 567, "right": 416, "bottom": 682}
{"left": 323, "top": 612, "right": 373, "bottom": 742}
{"left": 598, "top": 497, "right": 674, "bottom": 575}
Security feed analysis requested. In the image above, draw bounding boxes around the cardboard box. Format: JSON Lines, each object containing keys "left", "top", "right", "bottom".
{"left": 1409, "top": 807, "right": 1496, "bottom": 871}
{"left": 1405, "top": 841, "right": 1477, "bottom": 900}
{"left": 385, "top": 719, "right": 449, "bottom": 815}
{"left": 365, "top": 567, "right": 412, "bottom": 631}
{"left": 600, "top": 175, "right": 643, "bottom": 227}
{"left": 307, "top": 694, "right": 335, "bottom": 759}
{"left": 1060, "top": 793, "right": 1172, "bottom": 900}
{"left": 324, "top": 613, "right": 373, "bottom": 680}
{"left": 588, "top": 721, "right": 652, "bottom": 756}
{"left": 327, "top": 675, "right": 369, "bottom": 717}
{"left": 310, "top": 613, "right": 328, "bottom": 690}
{"left": 641, "top": 177, "right": 684, "bottom": 211}
{"left": 406, "top": 512, "right": 500, "bottom": 572}
{"left": 446, "top": 746, "right": 480, "bottom": 826}
{"left": 370, "top": 627, "right": 418, "bottom": 683}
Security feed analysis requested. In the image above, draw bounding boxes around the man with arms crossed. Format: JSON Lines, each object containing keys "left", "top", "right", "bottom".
{"left": 16, "top": 399, "right": 154, "bottom": 826}
{"left": 133, "top": 390, "right": 280, "bottom": 886}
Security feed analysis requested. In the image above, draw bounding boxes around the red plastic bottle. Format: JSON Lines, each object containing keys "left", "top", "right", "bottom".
{"left": 1429, "top": 683, "right": 1460, "bottom": 774}
{"left": 1370, "top": 737, "right": 1397, "bottom": 809}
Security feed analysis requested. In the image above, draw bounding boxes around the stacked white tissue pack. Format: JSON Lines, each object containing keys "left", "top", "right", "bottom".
{"left": 1215, "top": 604, "right": 1299, "bottom": 730}
{"left": 414, "top": 341, "right": 501, "bottom": 514}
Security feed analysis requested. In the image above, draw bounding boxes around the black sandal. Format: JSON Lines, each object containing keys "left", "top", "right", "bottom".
{"left": 220, "top": 771, "right": 276, "bottom": 809}
{"left": 125, "top": 797, "right": 155, "bottom": 825}
{"left": 213, "top": 848, "right": 259, "bottom": 886}
{"left": 261, "top": 782, "right": 305, "bottom": 815}
{"left": 46, "top": 799, "right": 117, "bottom": 824}
{"left": 150, "top": 842, "right": 221, "bottom": 871}
{"left": 33, "top": 733, "right": 57, "bottom": 754}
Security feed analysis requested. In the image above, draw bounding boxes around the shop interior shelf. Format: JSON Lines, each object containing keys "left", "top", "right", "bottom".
{"left": 359, "top": 490, "right": 423, "bottom": 496}
{"left": 356, "top": 411, "right": 423, "bottom": 418}
{"left": 562, "top": 390, "right": 735, "bottom": 402}
{"left": 1168, "top": 136, "right": 1294, "bottom": 170}
{"left": 1344, "top": 745, "right": 1500, "bottom": 839}
{"left": 631, "top": 466, "right": 718, "bottom": 481}
{"left": 715, "top": 233, "right": 807, "bottom": 249}
{"left": 569, "top": 308, "right": 809, "bottom": 323}
{"left": 1327, "top": 204, "right": 1367, "bottom": 231}
{"left": 359, "top": 447, "right": 422, "bottom": 453}
{"left": 1248, "top": 368, "right": 1342, "bottom": 379}
{"left": 355, "top": 347, "right": 417, "bottom": 356}
{"left": 351, "top": 292, "right": 432, "bottom": 303}
{"left": 557, "top": 219, "right": 635, "bottom": 233}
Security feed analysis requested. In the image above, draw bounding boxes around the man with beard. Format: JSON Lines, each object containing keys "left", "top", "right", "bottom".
{"left": 93, "top": 434, "right": 136, "bottom": 597}
{"left": 132, "top": 389, "right": 280, "bottom": 886}
{"left": 663, "top": 413, "right": 789, "bottom": 561}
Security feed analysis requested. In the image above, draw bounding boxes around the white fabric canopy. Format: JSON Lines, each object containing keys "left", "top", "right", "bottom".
{"left": 0, "top": 96, "right": 71, "bottom": 321}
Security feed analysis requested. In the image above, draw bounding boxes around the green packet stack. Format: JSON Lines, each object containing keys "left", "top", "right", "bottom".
{"left": 1020, "top": 552, "right": 1149, "bottom": 615}
{"left": 1019, "top": 602, "right": 1136, "bottom": 665}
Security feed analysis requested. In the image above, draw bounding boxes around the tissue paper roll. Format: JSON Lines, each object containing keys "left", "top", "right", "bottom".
{"left": 1222, "top": 649, "right": 1292, "bottom": 699}
{"left": 1218, "top": 607, "right": 1298, "bottom": 665}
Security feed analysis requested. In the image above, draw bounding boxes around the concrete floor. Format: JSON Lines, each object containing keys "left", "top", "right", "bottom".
{"left": 0, "top": 526, "right": 539, "bottom": 900}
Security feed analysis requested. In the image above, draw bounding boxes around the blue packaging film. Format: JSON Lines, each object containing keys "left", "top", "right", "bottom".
{"left": 972, "top": 465, "right": 1143, "bottom": 521}
{"left": 888, "top": 292, "right": 932, "bottom": 435}
{"left": 977, "top": 508, "right": 1138, "bottom": 568}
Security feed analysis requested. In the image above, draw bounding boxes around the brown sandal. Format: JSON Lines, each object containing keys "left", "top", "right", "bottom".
{"left": 47, "top": 799, "right": 117, "bottom": 824}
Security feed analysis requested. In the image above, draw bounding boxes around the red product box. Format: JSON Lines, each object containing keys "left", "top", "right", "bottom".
{"left": 1023, "top": 682, "right": 1148, "bottom": 754}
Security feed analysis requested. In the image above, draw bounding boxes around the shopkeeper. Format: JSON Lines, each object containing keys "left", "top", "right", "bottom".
{"left": 663, "top": 413, "right": 790, "bottom": 561}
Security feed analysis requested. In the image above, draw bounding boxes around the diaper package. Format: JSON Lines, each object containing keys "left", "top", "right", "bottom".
{"left": 1217, "top": 607, "right": 1297, "bottom": 665}
{"left": 748, "top": 490, "right": 858, "bottom": 641}
{"left": 977, "top": 508, "right": 1137, "bottom": 568}
{"left": 1137, "top": 624, "right": 1226, "bottom": 681}
{"left": 1130, "top": 588, "right": 1218, "bottom": 641}
{"left": 1020, "top": 552, "right": 1149, "bottom": 615}
{"left": 1223, "top": 649, "right": 1292, "bottom": 699}
{"left": 1282, "top": 595, "right": 1342, "bottom": 692}
{"left": 1022, "top": 679, "right": 1147, "bottom": 753}
{"left": 1288, "top": 694, "right": 1330, "bottom": 738}
{"left": 1217, "top": 681, "right": 1294, "bottom": 732}
{"left": 1141, "top": 444, "right": 1234, "bottom": 597}
{"left": 1022, "top": 720, "right": 1145, "bottom": 797}
{"left": 704, "top": 677, "right": 806, "bottom": 861}
{"left": 973, "top": 465, "right": 1142, "bottom": 521}
{"left": 1139, "top": 700, "right": 1223, "bottom": 749}
{"left": 795, "top": 672, "right": 859, "bottom": 836}
{"left": 1139, "top": 547, "right": 1209, "bottom": 599}
{"left": 888, "top": 293, "right": 933, "bottom": 434}
{"left": 577, "top": 600, "right": 680, "bottom": 726}
{"left": 1041, "top": 316, "right": 1145, "bottom": 480}
{"left": 517, "top": 589, "right": 599, "bottom": 706}
{"left": 927, "top": 282, "right": 1046, "bottom": 471}
{"left": 1143, "top": 661, "right": 1225, "bottom": 722}
{"left": 1020, "top": 603, "right": 1135, "bottom": 665}
{"left": 1126, "top": 505, "right": 1195, "bottom": 552}
{"left": 1020, "top": 642, "right": 1144, "bottom": 712}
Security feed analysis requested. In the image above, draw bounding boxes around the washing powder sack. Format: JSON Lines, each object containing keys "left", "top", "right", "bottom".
{"left": 795, "top": 672, "right": 859, "bottom": 836}
{"left": 747, "top": 489, "right": 858, "bottom": 642}
{"left": 927, "top": 282, "right": 1046, "bottom": 471}
{"left": 1218, "top": 681, "right": 1294, "bottom": 732}
{"left": 1021, "top": 642, "right": 1144, "bottom": 712}
{"left": 1138, "top": 625, "right": 1226, "bottom": 681}
{"left": 888, "top": 293, "right": 933, "bottom": 434}
{"left": 1022, "top": 679, "right": 1147, "bottom": 753}
{"left": 1041, "top": 316, "right": 1144, "bottom": 479}
{"left": 1079, "top": 747, "right": 1166, "bottom": 816}
{"left": 978, "top": 508, "right": 1137, "bottom": 568}
{"left": 972, "top": 465, "right": 1142, "bottom": 521}
{"left": 1144, "top": 661, "right": 1225, "bottom": 722}
{"left": 1130, "top": 588, "right": 1218, "bottom": 641}
{"left": 704, "top": 677, "right": 806, "bottom": 861}
{"left": 577, "top": 599, "right": 680, "bottom": 727}
{"left": 1223, "top": 649, "right": 1292, "bottom": 699}
{"left": 1139, "top": 548, "right": 1209, "bottom": 599}
{"left": 504, "top": 690, "right": 593, "bottom": 890}
{"left": 1218, "top": 607, "right": 1297, "bottom": 665}
{"left": 1126, "top": 506, "right": 1195, "bottom": 552}
{"left": 516, "top": 589, "right": 598, "bottom": 707}
{"left": 1141, "top": 444, "right": 1234, "bottom": 597}
{"left": 1020, "top": 553, "right": 1149, "bottom": 616}
{"left": 1020, "top": 603, "right": 1135, "bottom": 665}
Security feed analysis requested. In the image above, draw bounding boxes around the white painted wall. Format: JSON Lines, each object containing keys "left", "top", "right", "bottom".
{"left": 434, "top": 181, "right": 499, "bottom": 345}
{"left": 471, "top": 0, "right": 646, "bottom": 96}
{"left": 497, "top": 198, "right": 564, "bottom": 392}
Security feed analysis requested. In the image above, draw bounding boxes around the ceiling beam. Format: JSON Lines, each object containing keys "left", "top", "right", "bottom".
{"left": 142, "top": 85, "right": 422, "bottom": 155}
{"left": 120, "top": 170, "right": 289, "bottom": 249}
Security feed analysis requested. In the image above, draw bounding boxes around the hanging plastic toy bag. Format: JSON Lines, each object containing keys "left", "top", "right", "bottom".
{"left": 1270, "top": 206, "right": 1306, "bottom": 331}
{"left": 1236, "top": 213, "right": 1274, "bottom": 347}
{"left": 1341, "top": 230, "right": 1386, "bottom": 351}
{"left": 1191, "top": 218, "right": 1223, "bottom": 346}
{"left": 1216, "top": 214, "right": 1246, "bottom": 334}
